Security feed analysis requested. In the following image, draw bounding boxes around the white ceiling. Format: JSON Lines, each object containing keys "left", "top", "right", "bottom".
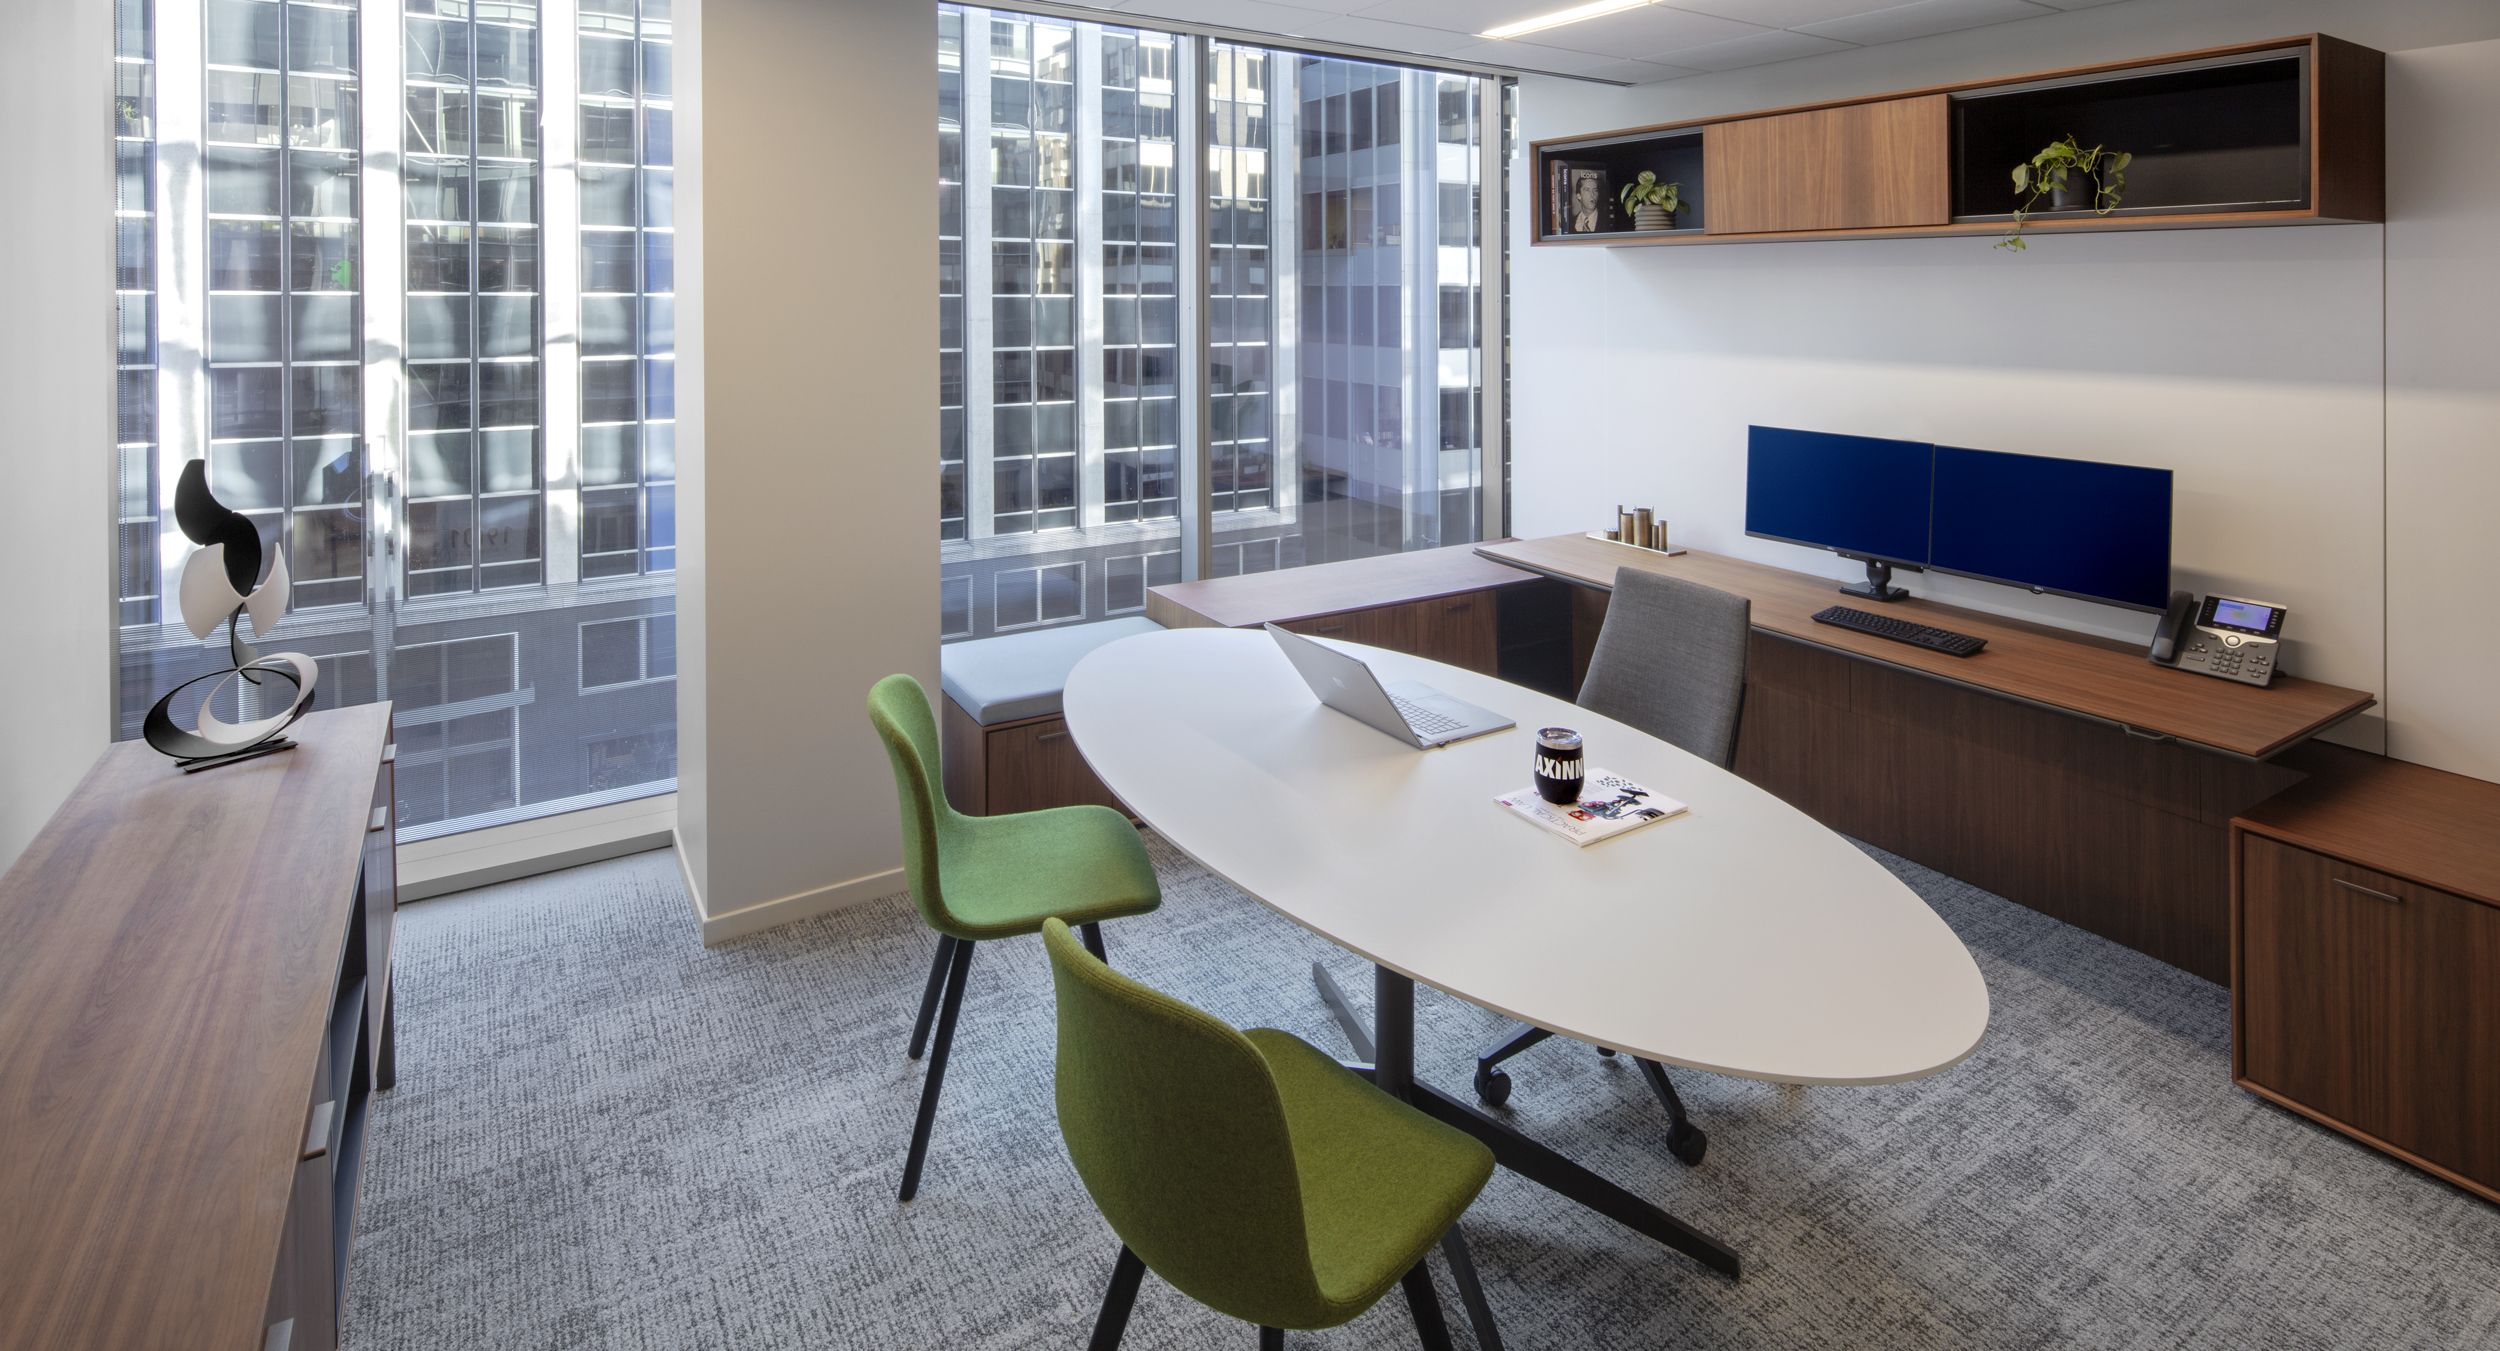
{"left": 1080, "top": 0, "right": 2134, "bottom": 84}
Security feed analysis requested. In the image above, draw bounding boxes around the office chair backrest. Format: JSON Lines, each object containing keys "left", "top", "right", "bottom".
{"left": 1041, "top": 918, "right": 1327, "bottom": 1327}
{"left": 1579, "top": 568, "right": 1751, "bottom": 769}
{"left": 866, "top": 674, "right": 966, "bottom": 934}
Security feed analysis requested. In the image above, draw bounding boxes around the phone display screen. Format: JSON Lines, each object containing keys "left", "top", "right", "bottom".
{"left": 2210, "top": 599, "right": 2277, "bottom": 633}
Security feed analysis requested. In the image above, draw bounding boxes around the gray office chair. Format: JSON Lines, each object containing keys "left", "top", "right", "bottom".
{"left": 1472, "top": 567, "right": 1750, "bottom": 1167}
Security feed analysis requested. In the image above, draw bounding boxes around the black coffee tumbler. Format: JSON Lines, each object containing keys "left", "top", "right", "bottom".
{"left": 1534, "top": 727, "right": 1586, "bottom": 805}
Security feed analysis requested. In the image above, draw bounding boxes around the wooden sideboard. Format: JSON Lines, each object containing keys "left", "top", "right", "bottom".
{"left": 2233, "top": 750, "right": 2500, "bottom": 1203}
{"left": 1146, "top": 541, "right": 1548, "bottom": 679}
{"left": 0, "top": 705, "right": 398, "bottom": 1351}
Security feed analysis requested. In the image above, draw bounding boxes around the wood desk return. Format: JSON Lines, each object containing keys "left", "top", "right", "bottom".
{"left": 1476, "top": 535, "right": 2374, "bottom": 985}
{"left": 0, "top": 705, "right": 398, "bottom": 1351}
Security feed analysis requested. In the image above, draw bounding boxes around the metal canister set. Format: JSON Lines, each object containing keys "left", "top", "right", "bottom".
{"left": 1608, "top": 505, "right": 1673, "bottom": 550}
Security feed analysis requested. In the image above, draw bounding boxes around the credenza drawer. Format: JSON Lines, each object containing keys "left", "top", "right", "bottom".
{"left": 1279, "top": 589, "right": 1500, "bottom": 676}
{"left": 2234, "top": 834, "right": 2500, "bottom": 1199}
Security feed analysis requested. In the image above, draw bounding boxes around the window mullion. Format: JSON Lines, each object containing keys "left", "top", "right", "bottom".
{"left": 543, "top": 0, "right": 584, "bottom": 587}
{"left": 150, "top": 0, "right": 206, "bottom": 614}
{"left": 1176, "top": 33, "right": 1210, "bottom": 581}
{"left": 1477, "top": 77, "right": 1507, "bottom": 543}
{"left": 363, "top": 0, "right": 409, "bottom": 671}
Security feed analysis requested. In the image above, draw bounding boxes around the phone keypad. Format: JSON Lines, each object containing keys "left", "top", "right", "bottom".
{"left": 2181, "top": 632, "right": 2278, "bottom": 687}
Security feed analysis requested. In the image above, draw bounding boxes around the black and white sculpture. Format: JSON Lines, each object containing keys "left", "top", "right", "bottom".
{"left": 144, "top": 461, "right": 320, "bottom": 771}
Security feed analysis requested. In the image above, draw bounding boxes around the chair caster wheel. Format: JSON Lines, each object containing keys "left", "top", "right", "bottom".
{"left": 1473, "top": 1064, "right": 1513, "bottom": 1108}
{"left": 1666, "top": 1123, "right": 1707, "bottom": 1167}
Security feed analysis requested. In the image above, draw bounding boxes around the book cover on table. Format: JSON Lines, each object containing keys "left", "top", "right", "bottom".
{"left": 1496, "top": 770, "right": 1686, "bottom": 847}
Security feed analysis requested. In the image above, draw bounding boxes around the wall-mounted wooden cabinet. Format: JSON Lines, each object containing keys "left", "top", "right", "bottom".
{"left": 1531, "top": 35, "right": 2384, "bottom": 248}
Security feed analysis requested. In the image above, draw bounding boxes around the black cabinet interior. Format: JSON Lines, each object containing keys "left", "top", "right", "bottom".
{"left": 1539, "top": 129, "right": 1706, "bottom": 239}
{"left": 1952, "top": 53, "right": 2309, "bottom": 220}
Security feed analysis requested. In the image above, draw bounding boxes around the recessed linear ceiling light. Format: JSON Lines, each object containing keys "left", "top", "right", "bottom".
{"left": 1480, "top": 0, "right": 1655, "bottom": 40}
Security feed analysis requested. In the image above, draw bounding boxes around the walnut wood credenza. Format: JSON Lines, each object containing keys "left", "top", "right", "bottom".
{"left": 0, "top": 704, "right": 398, "bottom": 1351}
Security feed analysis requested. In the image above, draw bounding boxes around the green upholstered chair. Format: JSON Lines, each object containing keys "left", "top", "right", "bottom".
{"left": 1042, "top": 919, "right": 1495, "bottom": 1350}
{"left": 867, "top": 674, "right": 1162, "bottom": 1203}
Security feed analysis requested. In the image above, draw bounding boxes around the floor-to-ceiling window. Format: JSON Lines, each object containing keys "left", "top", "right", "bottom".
{"left": 110, "top": 0, "right": 677, "bottom": 838}
{"left": 937, "top": 5, "right": 1504, "bottom": 642}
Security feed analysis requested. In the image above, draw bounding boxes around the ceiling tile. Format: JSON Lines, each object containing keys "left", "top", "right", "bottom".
{"left": 1574, "top": 56, "right": 1707, "bottom": 83}
{"left": 1796, "top": 0, "right": 2051, "bottom": 46}
{"left": 1642, "top": 27, "right": 1854, "bottom": 69}
{"left": 1491, "top": 5, "right": 1765, "bottom": 56}
{"left": 1661, "top": 0, "right": 1923, "bottom": 26}
{"left": 1443, "top": 37, "right": 1629, "bottom": 77}
{"left": 1350, "top": 0, "right": 1592, "bottom": 36}
{"left": 1282, "top": 13, "right": 1491, "bottom": 56}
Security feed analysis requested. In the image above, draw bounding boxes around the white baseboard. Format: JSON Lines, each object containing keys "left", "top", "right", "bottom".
{"left": 400, "top": 793, "right": 679, "bottom": 902}
{"left": 689, "top": 857, "right": 905, "bottom": 946}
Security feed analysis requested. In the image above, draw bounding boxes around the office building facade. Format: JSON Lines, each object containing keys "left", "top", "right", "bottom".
{"left": 939, "top": 5, "right": 1497, "bottom": 641}
{"left": 111, "top": 0, "right": 679, "bottom": 835}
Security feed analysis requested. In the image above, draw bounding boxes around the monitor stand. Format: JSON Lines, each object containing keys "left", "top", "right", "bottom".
{"left": 1838, "top": 558, "right": 1909, "bottom": 602}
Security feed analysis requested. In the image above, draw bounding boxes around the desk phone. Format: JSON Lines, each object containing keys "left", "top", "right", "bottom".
{"left": 2150, "top": 592, "right": 2287, "bottom": 687}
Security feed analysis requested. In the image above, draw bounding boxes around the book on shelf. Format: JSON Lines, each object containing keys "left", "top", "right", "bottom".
{"left": 1495, "top": 770, "right": 1686, "bottom": 847}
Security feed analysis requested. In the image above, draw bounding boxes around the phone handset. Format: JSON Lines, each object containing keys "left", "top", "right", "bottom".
{"left": 2148, "top": 590, "right": 2197, "bottom": 666}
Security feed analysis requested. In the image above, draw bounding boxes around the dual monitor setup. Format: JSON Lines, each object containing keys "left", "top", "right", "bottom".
{"left": 1743, "top": 425, "right": 2287, "bottom": 683}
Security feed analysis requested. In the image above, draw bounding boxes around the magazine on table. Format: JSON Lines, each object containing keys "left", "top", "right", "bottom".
{"left": 1495, "top": 770, "right": 1687, "bottom": 847}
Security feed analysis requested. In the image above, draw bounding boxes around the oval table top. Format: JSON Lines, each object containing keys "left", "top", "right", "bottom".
{"left": 1063, "top": 626, "right": 1990, "bottom": 1086}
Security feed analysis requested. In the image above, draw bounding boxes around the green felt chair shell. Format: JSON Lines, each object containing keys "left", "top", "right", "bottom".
{"left": 866, "top": 674, "right": 1161, "bottom": 940}
{"left": 1043, "top": 918, "right": 1493, "bottom": 1332}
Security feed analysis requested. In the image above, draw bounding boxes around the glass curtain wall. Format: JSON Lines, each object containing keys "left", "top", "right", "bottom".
{"left": 937, "top": 5, "right": 1500, "bottom": 642}
{"left": 111, "top": 0, "right": 678, "bottom": 838}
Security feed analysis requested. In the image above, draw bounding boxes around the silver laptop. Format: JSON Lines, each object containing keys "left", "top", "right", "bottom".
{"left": 1265, "top": 623, "right": 1514, "bottom": 749}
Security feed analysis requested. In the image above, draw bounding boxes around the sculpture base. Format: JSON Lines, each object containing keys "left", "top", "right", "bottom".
{"left": 176, "top": 738, "right": 297, "bottom": 774}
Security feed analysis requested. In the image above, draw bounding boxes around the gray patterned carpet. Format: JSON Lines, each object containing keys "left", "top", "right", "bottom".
{"left": 346, "top": 836, "right": 2500, "bottom": 1350}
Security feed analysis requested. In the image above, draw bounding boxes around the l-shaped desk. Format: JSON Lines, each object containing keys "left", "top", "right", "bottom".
{"left": 1152, "top": 534, "right": 2378, "bottom": 983}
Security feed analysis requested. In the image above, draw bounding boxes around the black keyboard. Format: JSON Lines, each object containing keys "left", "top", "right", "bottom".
{"left": 1811, "top": 605, "right": 1987, "bottom": 657}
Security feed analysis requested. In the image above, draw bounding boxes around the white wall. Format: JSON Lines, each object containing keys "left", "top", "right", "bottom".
{"left": 2384, "top": 39, "right": 2500, "bottom": 779}
{"left": 1512, "top": 0, "right": 2500, "bottom": 768}
{"left": 675, "top": 0, "right": 938, "bottom": 941}
{"left": 0, "top": 0, "right": 114, "bottom": 867}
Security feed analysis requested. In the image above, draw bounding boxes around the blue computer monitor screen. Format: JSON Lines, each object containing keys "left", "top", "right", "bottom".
{"left": 1743, "top": 427, "right": 1934, "bottom": 566}
{"left": 1928, "top": 446, "right": 2172, "bottom": 611}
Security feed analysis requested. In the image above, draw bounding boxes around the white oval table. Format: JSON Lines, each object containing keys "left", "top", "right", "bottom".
{"left": 1064, "top": 626, "right": 1990, "bottom": 1295}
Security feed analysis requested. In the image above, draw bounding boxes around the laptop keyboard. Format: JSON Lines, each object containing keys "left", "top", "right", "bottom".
{"left": 1391, "top": 694, "right": 1464, "bottom": 736}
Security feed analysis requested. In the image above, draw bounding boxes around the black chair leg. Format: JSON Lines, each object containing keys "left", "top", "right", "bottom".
{"left": 1258, "top": 1329, "right": 1285, "bottom": 1351}
{"left": 906, "top": 934, "right": 958, "bottom": 1061}
{"left": 1088, "top": 1245, "right": 1146, "bottom": 1351}
{"left": 1400, "top": 1261, "right": 1455, "bottom": 1351}
{"left": 1471, "top": 1022, "right": 1553, "bottom": 1107}
{"left": 1636, "top": 1057, "right": 1709, "bottom": 1167}
{"left": 1080, "top": 921, "right": 1107, "bottom": 962}
{"left": 1439, "top": 1227, "right": 1503, "bottom": 1351}
{"left": 898, "top": 938, "right": 976, "bottom": 1202}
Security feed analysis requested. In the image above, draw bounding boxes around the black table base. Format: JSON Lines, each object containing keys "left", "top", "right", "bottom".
{"left": 1309, "top": 962, "right": 1744, "bottom": 1304}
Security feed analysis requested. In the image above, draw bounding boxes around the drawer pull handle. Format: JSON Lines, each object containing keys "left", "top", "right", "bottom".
{"left": 1313, "top": 624, "right": 1347, "bottom": 635}
{"left": 265, "top": 1318, "right": 294, "bottom": 1351}
{"left": 302, "top": 1101, "right": 334, "bottom": 1160}
{"left": 1036, "top": 730, "right": 1068, "bottom": 745}
{"left": 2331, "top": 878, "right": 2403, "bottom": 905}
{"left": 369, "top": 806, "right": 390, "bottom": 833}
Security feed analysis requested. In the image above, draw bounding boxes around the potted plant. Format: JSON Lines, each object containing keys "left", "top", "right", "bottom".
{"left": 1619, "top": 171, "right": 1682, "bottom": 232}
{"left": 1998, "top": 135, "right": 2130, "bottom": 250}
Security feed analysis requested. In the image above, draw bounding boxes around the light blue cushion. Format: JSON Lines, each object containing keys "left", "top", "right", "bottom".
{"left": 940, "top": 616, "right": 1164, "bottom": 726}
